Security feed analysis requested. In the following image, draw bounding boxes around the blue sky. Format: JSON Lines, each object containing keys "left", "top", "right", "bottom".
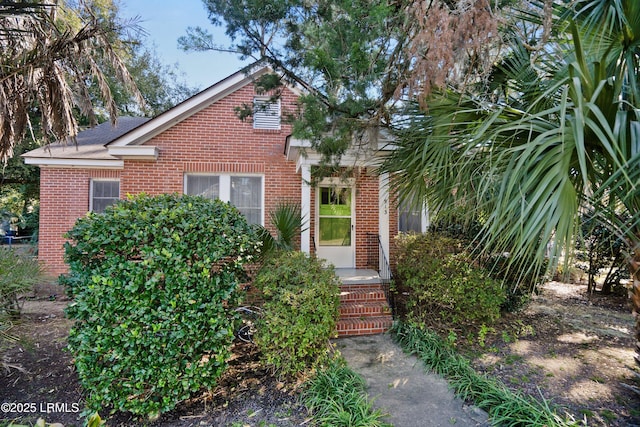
{"left": 121, "top": 0, "right": 249, "bottom": 90}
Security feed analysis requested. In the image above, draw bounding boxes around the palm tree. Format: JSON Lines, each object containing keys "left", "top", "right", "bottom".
{"left": 383, "top": 0, "right": 640, "bottom": 366}
{"left": 0, "top": 0, "right": 144, "bottom": 163}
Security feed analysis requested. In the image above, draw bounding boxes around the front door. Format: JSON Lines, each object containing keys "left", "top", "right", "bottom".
{"left": 316, "top": 183, "right": 355, "bottom": 268}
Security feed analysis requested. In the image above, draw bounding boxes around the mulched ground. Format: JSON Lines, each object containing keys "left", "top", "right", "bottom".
{"left": 0, "top": 298, "right": 310, "bottom": 427}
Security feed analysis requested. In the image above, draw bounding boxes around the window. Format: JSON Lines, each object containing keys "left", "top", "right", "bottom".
{"left": 318, "top": 187, "right": 352, "bottom": 246}
{"left": 230, "top": 176, "right": 262, "bottom": 225}
{"left": 398, "top": 198, "right": 428, "bottom": 233}
{"left": 91, "top": 180, "right": 119, "bottom": 213}
{"left": 185, "top": 174, "right": 263, "bottom": 225}
{"left": 253, "top": 96, "right": 281, "bottom": 130}
{"left": 186, "top": 175, "right": 219, "bottom": 199}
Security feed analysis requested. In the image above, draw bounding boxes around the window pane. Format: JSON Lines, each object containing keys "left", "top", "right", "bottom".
{"left": 319, "top": 187, "right": 351, "bottom": 216}
{"left": 398, "top": 198, "right": 423, "bottom": 233}
{"left": 92, "top": 180, "right": 119, "bottom": 213}
{"left": 186, "top": 175, "right": 219, "bottom": 200}
{"left": 399, "top": 211, "right": 422, "bottom": 233}
{"left": 230, "top": 176, "right": 262, "bottom": 225}
{"left": 319, "top": 217, "right": 351, "bottom": 246}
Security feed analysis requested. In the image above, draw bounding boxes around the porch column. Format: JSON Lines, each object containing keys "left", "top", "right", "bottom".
{"left": 379, "top": 173, "right": 390, "bottom": 271}
{"left": 301, "top": 164, "right": 311, "bottom": 253}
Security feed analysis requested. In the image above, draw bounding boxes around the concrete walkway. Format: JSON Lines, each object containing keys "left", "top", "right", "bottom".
{"left": 335, "top": 334, "right": 490, "bottom": 427}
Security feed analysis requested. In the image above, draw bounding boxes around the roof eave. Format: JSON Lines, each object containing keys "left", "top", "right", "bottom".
{"left": 107, "top": 145, "right": 159, "bottom": 160}
{"left": 109, "top": 65, "right": 272, "bottom": 148}
{"left": 23, "top": 157, "right": 123, "bottom": 169}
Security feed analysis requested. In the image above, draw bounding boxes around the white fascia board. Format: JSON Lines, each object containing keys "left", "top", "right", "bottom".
{"left": 286, "top": 138, "right": 311, "bottom": 162}
{"left": 294, "top": 150, "right": 387, "bottom": 171}
{"left": 107, "top": 146, "right": 159, "bottom": 160}
{"left": 23, "top": 157, "right": 123, "bottom": 169}
{"left": 110, "top": 66, "right": 271, "bottom": 147}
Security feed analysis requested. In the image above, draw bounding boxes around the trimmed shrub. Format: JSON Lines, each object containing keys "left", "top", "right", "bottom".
{"left": 253, "top": 251, "right": 340, "bottom": 377}
{"left": 62, "top": 194, "right": 258, "bottom": 418}
{"left": 395, "top": 233, "right": 505, "bottom": 329}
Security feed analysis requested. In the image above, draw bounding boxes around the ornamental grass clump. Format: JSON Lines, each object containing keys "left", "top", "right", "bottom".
{"left": 304, "top": 359, "right": 392, "bottom": 427}
{"left": 62, "top": 194, "right": 258, "bottom": 418}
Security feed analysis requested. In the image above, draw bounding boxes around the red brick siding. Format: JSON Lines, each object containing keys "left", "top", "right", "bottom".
{"left": 39, "top": 169, "right": 122, "bottom": 275}
{"left": 39, "top": 84, "right": 300, "bottom": 275}
{"left": 36, "top": 83, "right": 392, "bottom": 275}
{"left": 354, "top": 168, "right": 379, "bottom": 269}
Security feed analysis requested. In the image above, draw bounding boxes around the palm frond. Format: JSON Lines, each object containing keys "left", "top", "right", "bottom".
{"left": 0, "top": 0, "right": 145, "bottom": 162}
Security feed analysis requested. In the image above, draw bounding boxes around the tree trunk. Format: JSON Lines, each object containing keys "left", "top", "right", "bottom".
{"left": 631, "top": 243, "right": 640, "bottom": 367}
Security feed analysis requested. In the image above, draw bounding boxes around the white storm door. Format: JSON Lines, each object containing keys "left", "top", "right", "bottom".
{"left": 316, "top": 184, "right": 355, "bottom": 268}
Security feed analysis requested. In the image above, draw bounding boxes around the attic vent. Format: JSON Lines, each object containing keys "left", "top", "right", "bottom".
{"left": 253, "top": 96, "right": 281, "bottom": 130}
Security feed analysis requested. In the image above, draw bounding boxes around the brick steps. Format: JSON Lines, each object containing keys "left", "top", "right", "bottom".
{"left": 337, "top": 283, "right": 393, "bottom": 337}
{"left": 340, "top": 301, "right": 391, "bottom": 318}
{"left": 337, "top": 316, "right": 393, "bottom": 337}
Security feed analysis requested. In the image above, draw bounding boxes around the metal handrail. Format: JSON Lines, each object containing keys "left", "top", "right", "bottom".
{"left": 375, "top": 234, "right": 396, "bottom": 317}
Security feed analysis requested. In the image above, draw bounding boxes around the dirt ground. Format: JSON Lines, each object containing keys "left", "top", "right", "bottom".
{"left": 471, "top": 281, "right": 640, "bottom": 426}
{"left": 1, "top": 281, "right": 639, "bottom": 426}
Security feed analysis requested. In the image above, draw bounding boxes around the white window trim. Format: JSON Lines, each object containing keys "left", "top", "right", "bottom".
{"left": 184, "top": 173, "right": 265, "bottom": 226}
{"left": 90, "top": 179, "right": 120, "bottom": 212}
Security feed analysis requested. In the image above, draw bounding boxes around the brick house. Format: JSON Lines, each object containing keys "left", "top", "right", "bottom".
{"left": 23, "top": 66, "right": 428, "bottom": 335}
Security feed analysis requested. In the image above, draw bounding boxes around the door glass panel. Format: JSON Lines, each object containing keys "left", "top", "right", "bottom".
{"left": 319, "top": 217, "right": 351, "bottom": 246}
{"left": 319, "top": 187, "right": 351, "bottom": 246}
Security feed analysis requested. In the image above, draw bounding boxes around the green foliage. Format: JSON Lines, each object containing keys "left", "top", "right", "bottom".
{"left": 253, "top": 251, "right": 340, "bottom": 377}
{"left": 395, "top": 233, "right": 505, "bottom": 329}
{"left": 0, "top": 248, "right": 41, "bottom": 319}
{"left": 392, "top": 322, "right": 580, "bottom": 427}
{"left": 62, "top": 194, "right": 258, "bottom": 417}
{"left": 0, "top": 141, "right": 39, "bottom": 237}
{"left": 111, "top": 43, "right": 199, "bottom": 117}
{"left": 255, "top": 200, "right": 305, "bottom": 257}
{"left": 303, "top": 359, "right": 392, "bottom": 427}
{"left": 383, "top": 1, "right": 640, "bottom": 291}
{"left": 577, "top": 211, "right": 627, "bottom": 294}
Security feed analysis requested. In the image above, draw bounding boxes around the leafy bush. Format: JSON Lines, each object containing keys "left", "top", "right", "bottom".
{"left": 62, "top": 194, "right": 258, "bottom": 418}
{"left": 428, "top": 216, "right": 547, "bottom": 309}
{"left": 253, "top": 251, "right": 340, "bottom": 377}
{"left": 395, "top": 233, "right": 505, "bottom": 328}
{"left": 0, "top": 248, "right": 41, "bottom": 318}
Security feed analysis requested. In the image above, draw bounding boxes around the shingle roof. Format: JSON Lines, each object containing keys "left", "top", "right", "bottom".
{"left": 22, "top": 117, "right": 150, "bottom": 160}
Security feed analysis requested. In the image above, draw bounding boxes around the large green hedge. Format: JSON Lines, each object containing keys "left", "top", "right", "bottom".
{"left": 62, "top": 194, "right": 258, "bottom": 418}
